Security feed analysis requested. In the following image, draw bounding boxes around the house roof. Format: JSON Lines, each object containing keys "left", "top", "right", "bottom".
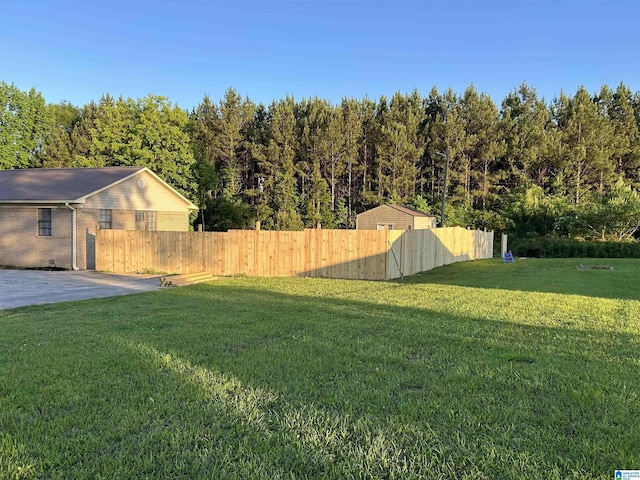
{"left": 358, "top": 204, "right": 436, "bottom": 217}
{"left": 0, "top": 167, "right": 196, "bottom": 208}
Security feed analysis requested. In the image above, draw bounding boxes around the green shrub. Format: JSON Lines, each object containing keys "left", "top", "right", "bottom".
{"left": 510, "top": 236, "right": 640, "bottom": 258}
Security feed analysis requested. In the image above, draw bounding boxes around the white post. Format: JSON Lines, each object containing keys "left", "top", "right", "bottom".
{"left": 501, "top": 233, "right": 508, "bottom": 257}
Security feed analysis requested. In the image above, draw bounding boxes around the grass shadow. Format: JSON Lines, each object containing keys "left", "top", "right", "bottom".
{"left": 1, "top": 278, "right": 639, "bottom": 478}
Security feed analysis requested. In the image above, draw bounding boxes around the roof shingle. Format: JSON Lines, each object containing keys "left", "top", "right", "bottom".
{"left": 387, "top": 204, "right": 435, "bottom": 217}
{"left": 0, "top": 167, "right": 144, "bottom": 202}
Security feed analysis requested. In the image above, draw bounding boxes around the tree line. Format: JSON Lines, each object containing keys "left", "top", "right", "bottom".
{"left": 2, "top": 80, "right": 640, "bottom": 240}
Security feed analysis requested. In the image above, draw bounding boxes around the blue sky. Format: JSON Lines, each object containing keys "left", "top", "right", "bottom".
{"left": 1, "top": 0, "right": 639, "bottom": 110}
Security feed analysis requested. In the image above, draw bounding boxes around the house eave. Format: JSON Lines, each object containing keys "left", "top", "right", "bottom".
{"left": 0, "top": 200, "right": 85, "bottom": 205}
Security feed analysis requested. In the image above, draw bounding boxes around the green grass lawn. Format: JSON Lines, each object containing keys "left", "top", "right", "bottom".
{"left": 1, "top": 258, "right": 639, "bottom": 479}
{"left": 404, "top": 257, "right": 640, "bottom": 300}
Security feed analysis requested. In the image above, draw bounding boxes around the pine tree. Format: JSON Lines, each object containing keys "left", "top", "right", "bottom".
{"left": 215, "top": 88, "right": 255, "bottom": 198}
{"left": 191, "top": 95, "right": 220, "bottom": 198}
{"left": 39, "top": 102, "right": 90, "bottom": 168}
{"left": 421, "top": 87, "right": 445, "bottom": 203}
{"left": 607, "top": 82, "right": 640, "bottom": 186}
{"left": 39, "top": 128, "right": 74, "bottom": 168}
{"left": 373, "top": 91, "right": 422, "bottom": 204}
{"left": 500, "top": 83, "right": 554, "bottom": 189}
{"left": 262, "top": 97, "right": 303, "bottom": 230}
{"left": 424, "top": 89, "right": 467, "bottom": 212}
{"left": 319, "top": 104, "right": 345, "bottom": 212}
{"left": 357, "top": 97, "right": 377, "bottom": 207}
{"left": 461, "top": 87, "right": 506, "bottom": 209}
{"left": 554, "top": 86, "right": 615, "bottom": 203}
{"left": 244, "top": 104, "right": 269, "bottom": 219}
{"left": 296, "top": 97, "right": 332, "bottom": 226}
{"left": 340, "top": 98, "right": 363, "bottom": 226}
{"left": 68, "top": 102, "right": 99, "bottom": 167}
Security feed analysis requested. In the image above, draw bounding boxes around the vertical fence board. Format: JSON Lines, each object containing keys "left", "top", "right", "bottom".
{"left": 96, "top": 227, "right": 494, "bottom": 279}
{"left": 387, "top": 230, "right": 402, "bottom": 280}
{"left": 257, "top": 231, "right": 266, "bottom": 276}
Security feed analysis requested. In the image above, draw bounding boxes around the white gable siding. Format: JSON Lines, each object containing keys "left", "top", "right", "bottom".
{"left": 414, "top": 216, "right": 437, "bottom": 229}
{"left": 83, "top": 171, "right": 192, "bottom": 212}
{"left": 356, "top": 205, "right": 437, "bottom": 230}
{"left": 356, "top": 205, "right": 413, "bottom": 230}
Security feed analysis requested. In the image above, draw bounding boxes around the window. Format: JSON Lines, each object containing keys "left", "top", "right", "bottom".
{"left": 38, "top": 208, "right": 52, "bottom": 236}
{"left": 98, "top": 209, "right": 112, "bottom": 229}
{"left": 135, "top": 210, "right": 156, "bottom": 231}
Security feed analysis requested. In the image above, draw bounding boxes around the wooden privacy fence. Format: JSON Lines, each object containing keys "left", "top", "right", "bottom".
{"left": 96, "top": 227, "right": 494, "bottom": 280}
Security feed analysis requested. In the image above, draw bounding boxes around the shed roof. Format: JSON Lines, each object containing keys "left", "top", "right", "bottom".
{"left": 386, "top": 204, "right": 436, "bottom": 217}
{"left": 358, "top": 204, "right": 436, "bottom": 217}
{"left": 0, "top": 167, "right": 196, "bottom": 208}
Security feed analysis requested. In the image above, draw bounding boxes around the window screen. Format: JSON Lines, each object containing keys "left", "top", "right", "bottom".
{"left": 38, "top": 208, "right": 52, "bottom": 236}
{"left": 98, "top": 209, "right": 112, "bottom": 229}
{"left": 135, "top": 210, "right": 156, "bottom": 231}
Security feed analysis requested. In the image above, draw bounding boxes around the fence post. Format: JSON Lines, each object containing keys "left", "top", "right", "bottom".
{"left": 501, "top": 233, "right": 508, "bottom": 257}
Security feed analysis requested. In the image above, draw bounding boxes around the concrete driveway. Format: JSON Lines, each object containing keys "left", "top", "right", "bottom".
{"left": 0, "top": 270, "right": 162, "bottom": 309}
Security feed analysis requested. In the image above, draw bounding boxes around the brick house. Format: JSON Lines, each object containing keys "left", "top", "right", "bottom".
{"left": 356, "top": 204, "right": 437, "bottom": 230}
{"left": 0, "top": 167, "right": 197, "bottom": 270}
